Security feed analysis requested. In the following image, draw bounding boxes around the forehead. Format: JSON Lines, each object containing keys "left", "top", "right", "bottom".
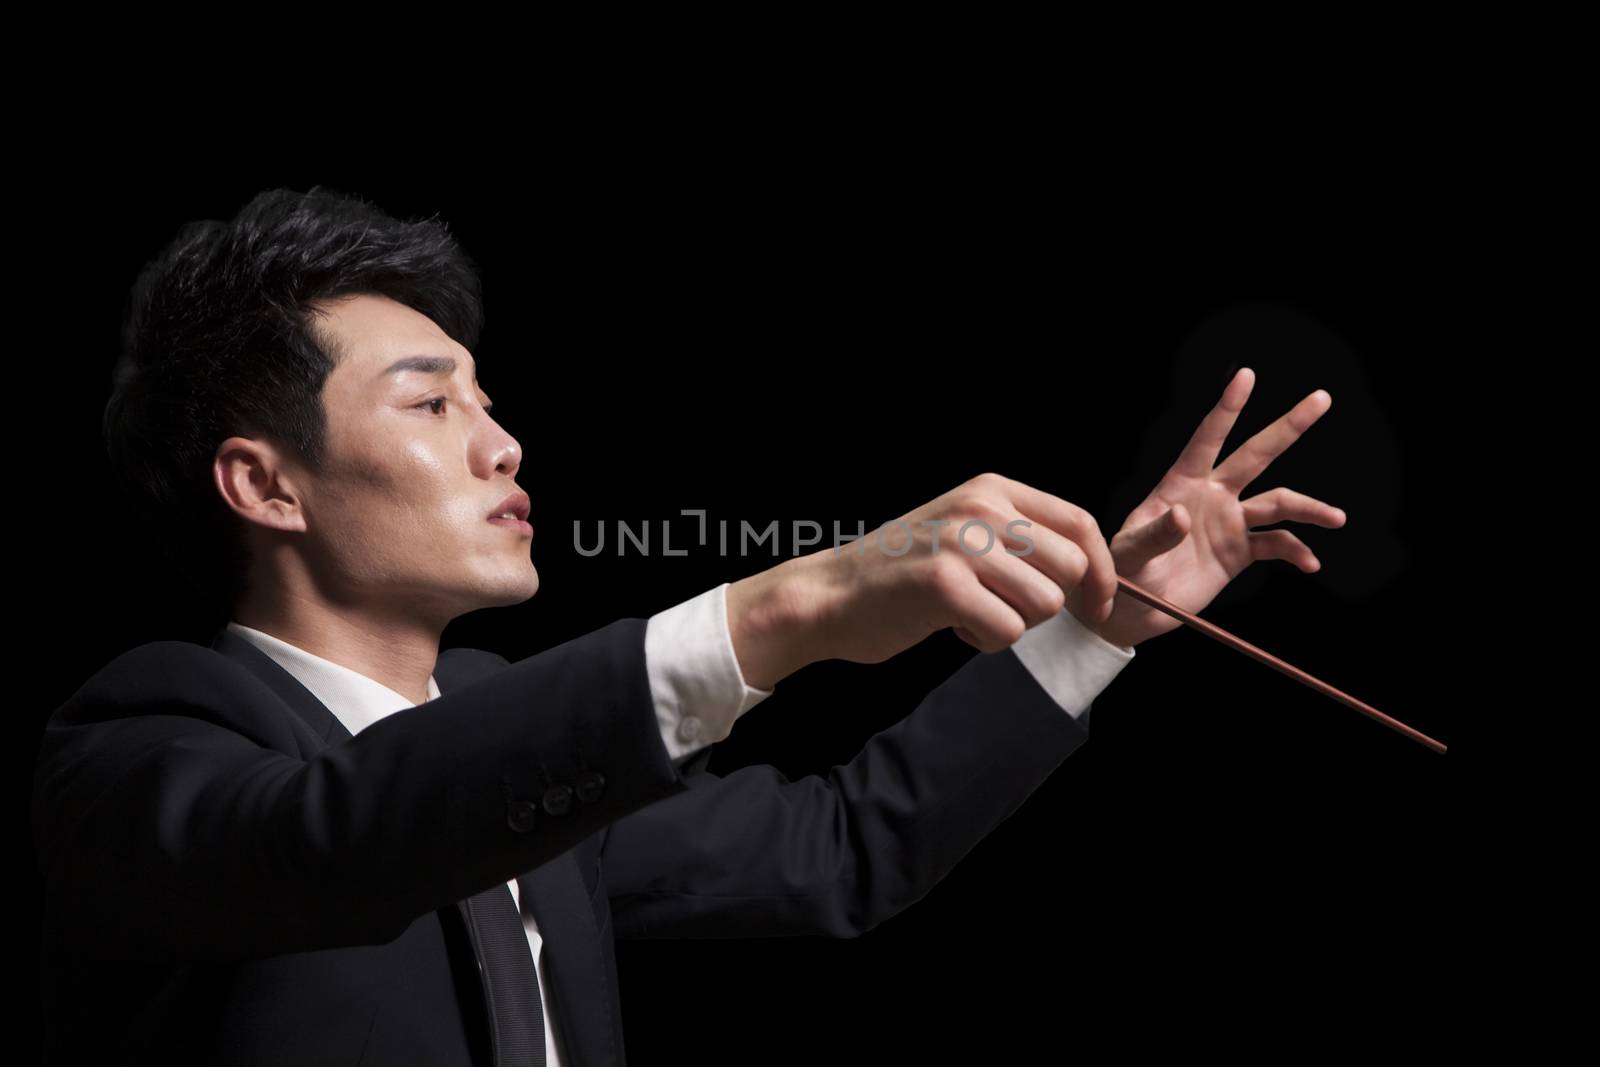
{"left": 313, "top": 293, "right": 475, "bottom": 380}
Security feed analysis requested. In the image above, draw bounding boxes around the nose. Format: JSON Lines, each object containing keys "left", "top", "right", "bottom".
{"left": 482, "top": 420, "right": 522, "bottom": 479}
{"left": 492, "top": 438, "right": 521, "bottom": 478}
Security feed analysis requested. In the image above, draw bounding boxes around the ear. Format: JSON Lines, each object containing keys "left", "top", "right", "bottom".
{"left": 214, "top": 436, "right": 308, "bottom": 534}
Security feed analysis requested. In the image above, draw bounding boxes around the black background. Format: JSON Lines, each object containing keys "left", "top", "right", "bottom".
{"left": 22, "top": 124, "right": 1490, "bottom": 1060}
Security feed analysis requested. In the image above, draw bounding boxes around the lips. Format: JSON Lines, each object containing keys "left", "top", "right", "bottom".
{"left": 488, "top": 490, "right": 531, "bottom": 522}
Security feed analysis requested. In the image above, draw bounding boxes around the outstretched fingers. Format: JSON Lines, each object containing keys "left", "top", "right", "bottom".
{"left": 1170, "top": 367, "right": 1256, "bottom": 480}
{"left": 1241, "top": 486, "right": 1347, "bottom": 529}
{"left": 1248, "top": 528, "right": 1321, "bottom": 572}
{"left": 1214, "top": 388, "right": 1333, "bottom": 495}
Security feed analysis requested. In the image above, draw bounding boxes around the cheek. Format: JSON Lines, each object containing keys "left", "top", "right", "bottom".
{"left": 321, "top": 504, "right": 406, "bottom": 566}
{"left": 316, "top": 478, "right": 441, "bottom": 563}
{"left": 321, "top": 504, "right": 456, "bottom": 587}
{"left": 316, "top": 442, "right": 487, "bottom": 562}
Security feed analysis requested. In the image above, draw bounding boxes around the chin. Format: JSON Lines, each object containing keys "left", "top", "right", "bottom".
{"left": 496, "top": 567, "right": 540, "bottom": 604}
{"left": 457, "top": 559, "right": 538, "bottom": 610}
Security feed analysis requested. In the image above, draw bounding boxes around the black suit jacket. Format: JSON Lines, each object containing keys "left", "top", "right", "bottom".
{"left": 33, "top": 614, "right": 1092, "bottom": 1065}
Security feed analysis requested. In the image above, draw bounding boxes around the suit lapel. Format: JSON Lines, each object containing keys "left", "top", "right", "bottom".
{"left": 208, "top": 624, "right": 619, "bottom": 1067}
{"left": 210, "top": 624, "right": 351, "bottom": 745}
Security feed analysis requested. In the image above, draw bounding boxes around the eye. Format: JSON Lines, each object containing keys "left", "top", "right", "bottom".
{"left": 419, "top": 396, "right": 447, "bottom": 415}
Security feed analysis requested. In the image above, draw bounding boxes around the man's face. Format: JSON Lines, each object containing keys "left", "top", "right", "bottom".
{"left": 283, "top": 292, "right": 537, "bottom": 619}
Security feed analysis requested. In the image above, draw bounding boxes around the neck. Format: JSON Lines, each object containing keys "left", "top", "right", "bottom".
{"left": 232, "top": 592, "right": 443, "bottom": 707}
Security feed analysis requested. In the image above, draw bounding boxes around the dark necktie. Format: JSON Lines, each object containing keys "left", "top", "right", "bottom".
{"left": 462, "top": 882, "right": 546, "bottom": 1066}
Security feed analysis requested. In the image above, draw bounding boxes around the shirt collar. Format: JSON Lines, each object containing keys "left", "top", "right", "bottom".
{"left": 224, "top": 621, "right": 442, "bottom": 737}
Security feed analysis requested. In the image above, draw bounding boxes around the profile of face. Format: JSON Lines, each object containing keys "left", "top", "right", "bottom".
{"left": 218, "top": 293, "right": 538, "bottom": 624}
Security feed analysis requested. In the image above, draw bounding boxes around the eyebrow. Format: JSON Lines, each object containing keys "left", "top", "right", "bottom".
{"left": 378, "top": 355, "right": 479, "bottom": 384}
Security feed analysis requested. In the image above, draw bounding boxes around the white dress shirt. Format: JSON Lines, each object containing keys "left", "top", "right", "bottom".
{"left": 225, "top": 581, "right": 1134, "bottom": 1065}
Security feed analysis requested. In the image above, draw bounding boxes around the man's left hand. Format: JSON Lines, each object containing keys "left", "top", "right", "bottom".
{"left": 1065, "top": 367, "right": 1348, "bottom": 649}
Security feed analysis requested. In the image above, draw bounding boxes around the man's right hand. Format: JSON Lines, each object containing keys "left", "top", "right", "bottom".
{"left": 726, "top": 473, "right": 1119, "bottom": 688}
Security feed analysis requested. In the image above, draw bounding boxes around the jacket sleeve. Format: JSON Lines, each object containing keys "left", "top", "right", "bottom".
{"left": 597, "top": 643, "right": 1095, "bottom": 941}
{"left": 31, "top": 617, "right": 689, "bottom": 965}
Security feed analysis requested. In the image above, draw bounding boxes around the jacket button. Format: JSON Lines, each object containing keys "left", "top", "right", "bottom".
{"left": 575, "top": 770, "right": 606, "bottom": 803}
{"left": 542, "top": 783, "right": 575, "bottom": 816}
{"left": 506, "top": 799, "right": 539, "bottom": 833}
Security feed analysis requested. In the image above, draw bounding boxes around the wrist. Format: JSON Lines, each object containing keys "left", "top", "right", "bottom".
{"left": 726, "top": 558, "right": 819, "bottom": 689}
{"left": 1067, "top": 602, "right": 1138, "bottom": 652}
{"left": 1092, "top": 623, "right": 1138, "bottom": 652}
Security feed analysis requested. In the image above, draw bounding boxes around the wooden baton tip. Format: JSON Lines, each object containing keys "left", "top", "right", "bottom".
{"left": 1113, "top": 575, "right": 1447, "bottom": 755}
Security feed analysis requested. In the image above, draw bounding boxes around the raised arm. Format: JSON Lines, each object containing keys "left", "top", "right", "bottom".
{"left": 599, "top": 629, "right": 1126, "bottom": 939}
{"left": 601, "top": 478, "right": 1141, "bottom": 938}
{"left": 31, "top": 617, "right": 689, "bottom": 965}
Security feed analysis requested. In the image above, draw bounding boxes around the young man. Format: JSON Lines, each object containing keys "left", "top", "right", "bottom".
{"left": 33, "top": 185, "right": 1343, "bottom": 1065}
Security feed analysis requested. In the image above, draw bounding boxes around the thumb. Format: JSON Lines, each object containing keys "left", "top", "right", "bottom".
{"left": 1114, "top": 504, "right": 1189, "bottom": 570}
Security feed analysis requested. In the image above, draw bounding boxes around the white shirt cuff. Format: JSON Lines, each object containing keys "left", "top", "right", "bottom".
{"left": 644, "top": 582, "right": 776, "bottom": 762}
{"left": 1008, "top": 608, "right": 1136, "bottom": 719}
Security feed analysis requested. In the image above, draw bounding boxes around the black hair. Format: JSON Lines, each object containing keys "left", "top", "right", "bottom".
{"left": 104, "top": 184, "right": 485, "bottom": 618}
